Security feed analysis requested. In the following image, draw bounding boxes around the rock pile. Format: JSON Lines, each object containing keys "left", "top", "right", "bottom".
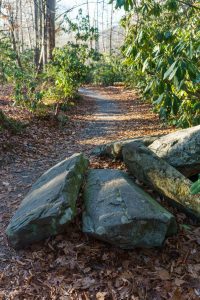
{"left": 6, "top": 125, "right": 200, "bottom": 249}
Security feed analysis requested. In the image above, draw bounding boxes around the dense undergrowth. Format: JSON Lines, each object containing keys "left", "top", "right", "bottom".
{"left": 113, "top": 0, "right": 200, "bottom": 127}
{"left": 0, "top": 2, "right": 199, "bottom": 129}
{"left": 0, "top": 109, "right": 23, "bottom": 133}
{"left": 0, "top": 10, "right": 100, "bottom": 120}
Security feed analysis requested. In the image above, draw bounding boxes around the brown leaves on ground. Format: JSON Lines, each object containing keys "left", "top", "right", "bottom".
{"left": 0, "top": 85, "right": 199, "bottom": 299}
{"left": 1, "top": 226, "right": 200, "bottom": 299}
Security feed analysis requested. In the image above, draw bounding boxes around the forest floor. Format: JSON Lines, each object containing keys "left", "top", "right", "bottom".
{"left": 0, "top": 86, "right": 200, "bottom": 300}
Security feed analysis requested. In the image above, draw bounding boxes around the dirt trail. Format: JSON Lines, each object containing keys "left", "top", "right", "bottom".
{"left": 0, "top": 87, "right": 131, "bottom": 265}
{"left": 2, "top": 87, "right": 196, "bottom": 300}
{"left": 79, "top": 87, "right": 121, "bottom": 140}
{"left": 0, "top": 86, "right": 172, "bottom": 264}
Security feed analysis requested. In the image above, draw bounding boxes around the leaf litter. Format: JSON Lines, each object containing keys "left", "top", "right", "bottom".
{"left": 0, "top": 86, "right": 199, "bottom": 299}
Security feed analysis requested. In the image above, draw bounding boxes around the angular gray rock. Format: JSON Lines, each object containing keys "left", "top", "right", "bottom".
{"left": 123, "top": 142, "right": 200, "bottom": 220}
{"left": 91, "top": 135, "right": 159, "bottom": 159}
{"left": 6, "top": 153, "right": 89, "bottom": 249}
{"left": 149, "top": 125, "right": 200, "bottom": 177}
{"left": 83, "top": 169, "right": 177, "bottom": 249}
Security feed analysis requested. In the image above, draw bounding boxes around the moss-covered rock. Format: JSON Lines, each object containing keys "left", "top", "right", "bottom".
{"left": 91, "top": 135, "right": 159, "bottom": 159}
{"left": 123, "top": 142, "right": 200, "bottom": 220}
{"left": 83, "top": 169, "right": 177, "bottom": 249}
{"left": 149, "top": 125, "right": 200, "bottom": 177}
{"left": 6, "top": 153, "right": 89, "bottom": 249}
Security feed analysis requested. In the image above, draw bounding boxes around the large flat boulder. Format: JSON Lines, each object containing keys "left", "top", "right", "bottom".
{"left": 82, "top": 169, "right": 177, "bottom": 249}
{"left": 123, "top": 142, "right": 200, "bottom": 220}
{"left": 6, "top": 153, "right": 89, "bottom": 249}
{"left": 91, "top": 135, "right": 159, "bottom": 159}
{"left": 149, "top": 125, "right": 200, "bottom": 177}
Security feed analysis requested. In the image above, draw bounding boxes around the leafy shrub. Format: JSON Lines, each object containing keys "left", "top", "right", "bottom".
{"left": 0, "top": 40, "right": 44, "bottom": 111}
{"left": 190, "top": 175, "right": 200, "bottom": 195}
{"left": 0, "top": 11, "right": 100, "bottom": 115}
{"left": 0, "top": 109, "right": 23, "bottom": 133}
{"left": 45, "top": 43, "right": 90, "bottom": 102}
{"left": 91, "top": 55, "right": 126, "bottom": 86}
{"left": 64, "top": 9, "right": 99, "bottom": 43}
{"left": 13, "top": 69, "right": 44, "bottom": 111}
{"left": 113, "top": 0, "right": 200, "bottom": 127}
{"left": 0, "top": 39, "right": 19, "bottom": 83}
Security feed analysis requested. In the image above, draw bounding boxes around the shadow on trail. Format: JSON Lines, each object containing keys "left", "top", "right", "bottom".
{"left": 79, "top": 87, "right": 123, "bottom": 139}
{"left": 78, "top": 87, "right": 163, "bottom": 141}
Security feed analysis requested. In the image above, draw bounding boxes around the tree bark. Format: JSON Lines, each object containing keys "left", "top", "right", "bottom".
{"left": 9, "top": 11, "right": 22, "bottom": 69}
{"left": 34, "top": 0, "right": 40, "bottom": 67}
{"left": 109, "top": 2, "right": 113, "bottom": 56}
{"left": 43, "top": 0, "right": 48, "bottom": 66}
{"left": 46, "top": 0, "right": 55, "bottom": 60}
{"left": 19, "top": 0, "right": 24, "bottom": 52}
{"left": 101, "top": 0, "right": 105, "bottom": 52}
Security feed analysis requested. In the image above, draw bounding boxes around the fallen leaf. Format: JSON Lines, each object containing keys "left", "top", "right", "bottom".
{"left": 157, "top": 269, "right": 170, "bottom": 280}
{"left": 171, "top": 288, "right": 182, "bottom": 300}
{"left": 174, "top": 278, "right": 185, "bottom": 287}
{"left": 96, "top": 292, "right": 107, "bottom": 300}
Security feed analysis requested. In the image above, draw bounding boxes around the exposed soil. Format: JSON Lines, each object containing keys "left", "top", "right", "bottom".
{"left": 0, "top": 86, "right": 199, "bottom": 300}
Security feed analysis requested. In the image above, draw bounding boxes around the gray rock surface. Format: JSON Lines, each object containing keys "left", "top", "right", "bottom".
{"left": 123, "top": 142, "right": 200, "bottom": 220}
{"left": 83, "top": 169, "right": 177, "bottom": 249}
{"left": 6, "top": 153, "right": 89, "bottom": 248}
{"left": 149, "top": 125, "right": 200, "bottom": 177}
{"left": 92, "top": 135, "right": 159, "bottom": 159}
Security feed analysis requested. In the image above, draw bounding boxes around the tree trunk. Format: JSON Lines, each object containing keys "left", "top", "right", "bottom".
{"left": 34, "top": 0, "right": 40, "bottom": 67}
{"left": 95, "top": 0, "right": 99, "bottom": 52}
{"left": 86, "top": 0, "right": 92, "bottom": 49}
{"left": 109, "top": 2, "right": 113, "bottom": 56}
{"left": 101, "top": 0, "right": 105, "bottom": 52}
{"left": 46, "top": 0, "right": 55, "bottom": 60}
{"left": 43, "top": 0, "right": 48, "bottom": 66}
{"left": 15, "top": 0, "right": 20, "bottom": 53}
{"left": 19, "top": 0, "right": 24, "bottom": 52}
{"left": 9, "top": 11, "right": 22, "bottom": 69}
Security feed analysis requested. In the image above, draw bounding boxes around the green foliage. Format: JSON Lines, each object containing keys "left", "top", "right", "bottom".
{"left": 63, "top": 9, "right": 99, "bottom": 43}
{"left": 0, "top": 11, "right": 100, "bottom": 115}
{"left": 113, "top": 0, "right": 200, "bottom": 127}
{"left": 190, "top": 175, "right": 200, "bottom": 195}
{"left": 90, "top": 55, "right": 126, "bottom": 86}
{"left": 0, "top": 39, "right": 18, "bottom": 83}
{"left": 0, "top": 40, "right": 43, "bottom": 112}
{"left": 45, "top": 43, "right": 90, "bottom": 102}
{"left": 13, "top": 69, "right": 44, "bottom": 111}
{"left": 44, "top": 11, "right": 100, "bottom": 103}
{"left": 0, "top": 109, "right": 23, "bottom": 133}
